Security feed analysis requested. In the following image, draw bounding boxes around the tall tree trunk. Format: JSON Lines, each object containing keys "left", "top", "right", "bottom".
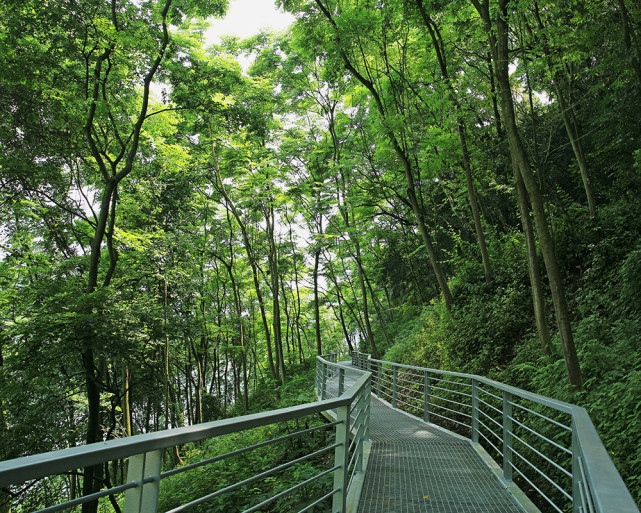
{"left": 163, "top": 278, "right": 183, "bottom": 463}
{"left": 334, "top": 295, "right": 354, "bottom": 352}
{"left": 212, "top": 141, "right": 278, "bottom": 381}
{"left": 488, "top": 51, "right": 504, "bottom": 139}
{"left": 314, "top": 0, "right": 453, "bottom": 309}
{"left": 363, "top": 269, "right": 392, "bottom": 349}
{"left": 355, "top": 242, "right": 380, "bottom": 358}
{"left": 472, "top": 0, "right": 582, "bottom": 388}
{"left": 514, "top": 168, "right": 552, "bottom": 356}
{"left": 314, "top": 247, "right": 323, "bottom": 355}
{"left": 531, "top": 3, "right": 596, "bottom": 217}
{"left": 265, "top": 206, "right": 286, "bottom": 383}
{"left": 78, "top": 5, "right": 173, "bottom": 509}
{"left": 553, "top": 79, "right": 597, "bottom": 217}
{"left": 417, "top": 1, "right": 492, "bottom": 282}
{"left": 122, "top": 367, "right": 132, "bottom": 437}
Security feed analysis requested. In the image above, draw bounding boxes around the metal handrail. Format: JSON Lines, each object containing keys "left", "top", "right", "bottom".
{"left": 315, "top": 355, "right": 371, "bottom": 508}
{"left": 351, "top": 350, "right": 638, "bottom": 513}
{"left": 0, "top": 354, "right": 371, "bottom": 513}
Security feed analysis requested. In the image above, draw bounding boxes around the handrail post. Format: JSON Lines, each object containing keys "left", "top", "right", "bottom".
{"left": 502, "top": 391, "right": 513, "bottom": 481}
{"left": 356, "top": 390, "right": 368, "bottom": 473}
{"left": 123, "top": 450, "right": 161, "bottom": 513}
{"left": 333, "top": 405, "right": 350, "bottom": 513}
{"left": 364, "top": 377, "right": 371, "bottom": 443}
{"left": 338, "top": 367, "right": 345, "bottom": 395}
{"left": 376, "top": 363, "right": 382, "bottom": 397}
{"left": 392, "top": 367, "right": 398, "bottom": 408}
{"left": 572, "top": 420, "right": 581, "bottom": 513}
{"left": 423, "top": 370, "right": 431, "bottom": 423}
{"left": 471, "top": 379, "right": 479, "bottom": 443}
{"left": 321, "top": 362, "right": 327, "bottom": 400}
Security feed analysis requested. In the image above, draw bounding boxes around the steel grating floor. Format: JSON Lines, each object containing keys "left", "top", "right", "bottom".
{"left": 357, "top": 395, "right": 527, "bottom": 513}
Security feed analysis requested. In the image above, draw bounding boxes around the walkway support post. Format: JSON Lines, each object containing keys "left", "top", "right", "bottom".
{"left": 333, "top": 405, "right": 350, "bottom": 513}
{"left": 502, "top": 390, "right": 513, "bottom": 481}
{"left": 471, "top": 379, "right": 479, "bottom": 443}
{"left": 392, "top": 367, "right": 398, "bottom": 408}
{"left": 321, "top": 362, "right": 327, "bottom": 400}
{"left": 423, "top": 370, "right": 431, "bottom": 423}
{"left": 572, "top": 421, "right": 580, "bottom": 513}
{"left": 123, "top": 450, "right": 161, "bottom": 513}
{"left": 364, "top": 378, "right": 371, "bottom": 443}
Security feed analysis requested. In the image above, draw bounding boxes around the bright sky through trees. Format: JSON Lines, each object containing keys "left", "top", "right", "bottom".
{"left": 205, "top": 0, "right": 295, "bottom": 44}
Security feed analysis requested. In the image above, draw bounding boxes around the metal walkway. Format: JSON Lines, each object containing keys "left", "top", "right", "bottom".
{"left": 359, "top": 395, "right": 526, "bottom": 513}
{"left": 331, "top": 362, "right": 528, "bottom": 513}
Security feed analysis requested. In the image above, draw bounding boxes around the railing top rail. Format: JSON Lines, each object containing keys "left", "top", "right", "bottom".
{"left": 0, "top": 376, "right": 366, "bottom": 489}
{"left": 366, "top": 355, "right": 574, "bottom": 414}
{"left": 572, "top": 406, "right": 636, "bottom": 513}
{"left": 354, "top": 351, "right": 639, "bottom": 513}
{"left": 317, "top": 354, "right": 367, "bottom": 373}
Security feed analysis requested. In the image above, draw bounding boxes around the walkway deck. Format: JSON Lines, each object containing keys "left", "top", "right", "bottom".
{"left": 331, "top": 362, "right": 530, "bottom": 513}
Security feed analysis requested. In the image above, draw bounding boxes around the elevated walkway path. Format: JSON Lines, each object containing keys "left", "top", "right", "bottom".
{"left": 330, "top": 362, "right": 531, "bottom": 513}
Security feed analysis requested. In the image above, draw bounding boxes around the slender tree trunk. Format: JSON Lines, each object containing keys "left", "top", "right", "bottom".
{"left": 488, "top": 52, "right": 504, "bottom": 139}
{"left": 122, "top": 368, "right": 132, "bottom": 437}
{"left": 617, "top": 0, "right": 641, "bottom": 89}
{"left": 531, "top": 3, "right": 596, "bottom": 217}
{"left": 287, "top": 216, "right": 305, "bottom": 363}
{"left": 193, "top": 339, "right": 204, "bottom": 424}
{"left": 514, "top": 167, "right": 552, "bottom": 356}
{"left": 314, "top": 0, "right": 453, "bottom": 309}
{"left": 163, "top": 278, "right": 183, "bottom": 462}
{"left": 314, "top": 247, "right": 322, "bottom": 355}
{"left": 554, "top": 80, "right": 597, "bottom": 217}
{"left": 265, "top": 207, "right": 286, "bottom": 383}
{"left": 335, "top": 296, "right": 354, "bottom": 352}
{"left": 230, "top": 274, "right": 249, "bottom": 411}
{"left": 81, "top": 349, "right": 102, "bottom": 513}
{"left": 417, "top": 1, "right": 492, "bottom": 282}
{"left": 213, "top": 144, "right": 277, "bottom": 380}
{"left": 355, "top": 243, "right": 380, "bottom": 358}
{"left": 363, "top": 270, "right": 392, "bottom": 348}
{"left": 472, "top": 0, "right": 581, "bottom": 388}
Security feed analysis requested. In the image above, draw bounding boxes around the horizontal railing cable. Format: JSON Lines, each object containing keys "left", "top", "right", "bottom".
{"left": 240, "top": 466, "right": 339, "bottom": 513}
{"left": 164, "top": 443, "right": 341, "bottom": 513}
{"left": 508, "top": 415, "right": 573, "bottom": 455}
{"left": 34, "top": 481, "right": 141, "bottom": 513}
{"left": 161, "top": 421, "right": 339, "bottom": 479}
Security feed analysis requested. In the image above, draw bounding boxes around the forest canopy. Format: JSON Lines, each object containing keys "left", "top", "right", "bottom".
{"left": 1, "top": 0, "right": 641, "bottom": 509}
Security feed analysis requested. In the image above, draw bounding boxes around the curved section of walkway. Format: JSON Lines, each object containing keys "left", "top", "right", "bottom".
{"left": 358, "top": 395, "right": 526, "bottom": 513}
{"left": 328, "top": 361, "right": 528, "bottom": 513}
